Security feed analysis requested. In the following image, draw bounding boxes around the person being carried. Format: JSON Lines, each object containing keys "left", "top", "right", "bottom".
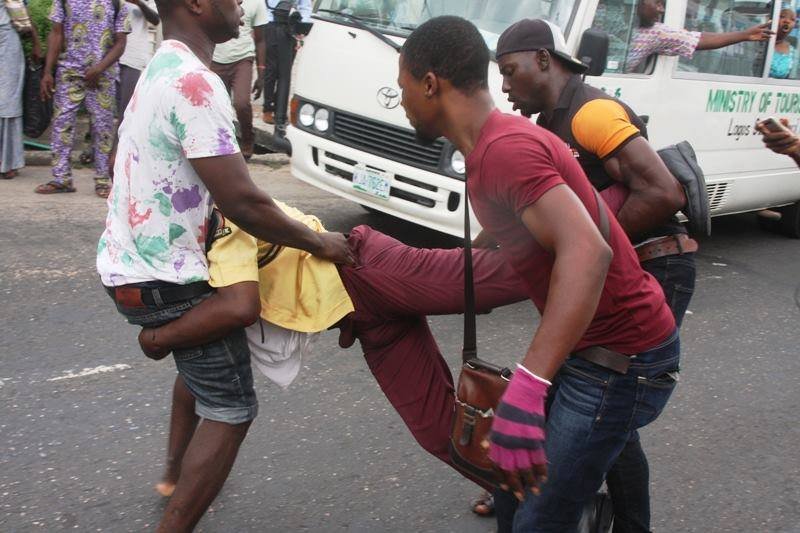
{"left": 399, "top": 16, "right": 680, "bottom": 532}
{"left": 98, "top": 0, "right": 352, "bottom": 531}
{"left": 135, "top": 201, "right": 528, "bottom": 497}
{"left": 624, "top": 0, "right": 772, "bottom": 73}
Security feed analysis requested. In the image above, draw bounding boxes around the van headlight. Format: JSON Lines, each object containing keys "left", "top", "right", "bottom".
{"left": 314, "top": 108, "right": 330, "bottom": 132}
{"left": 298, "top": 103, "right": 315, "bottom": 127}
{"left": 450, "top": 150, "right": 466, "bottom": 175}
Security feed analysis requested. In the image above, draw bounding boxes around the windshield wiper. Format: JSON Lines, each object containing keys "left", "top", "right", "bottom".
{"left": 316, "top": 8, "right": 402, "bottom": 53}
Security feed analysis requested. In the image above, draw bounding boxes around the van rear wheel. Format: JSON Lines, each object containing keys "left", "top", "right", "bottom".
{"left": 778, "top": 202, "right": 800, "bottom": 238}
{"left": 758, "top": 202, "right": 800, "bottom": 238}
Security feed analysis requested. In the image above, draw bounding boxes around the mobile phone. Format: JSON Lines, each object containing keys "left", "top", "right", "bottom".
{"left": 759, "top": 117, "right": 788, "bottom": 133}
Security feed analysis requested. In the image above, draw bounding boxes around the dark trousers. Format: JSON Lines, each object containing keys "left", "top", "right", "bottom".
{"left": 606, "top": 252, "right": 696, "bottom": 533}
{"left": 211, "top": 58, "right": 255, "bottom": 152}
{"left": 117, "top": 64, "right": 142, "bottom": 118}
{"left": 262, "top": 22, "right": 297, "bottom": 125}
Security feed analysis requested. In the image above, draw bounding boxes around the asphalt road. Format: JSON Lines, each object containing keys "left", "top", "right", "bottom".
{"left": 1, "top": 161, "right": 799, "bottom": 532}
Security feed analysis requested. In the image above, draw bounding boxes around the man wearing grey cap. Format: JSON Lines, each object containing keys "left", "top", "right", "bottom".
{"left": 494, "top": 18, "right": 695, "bottom": 533}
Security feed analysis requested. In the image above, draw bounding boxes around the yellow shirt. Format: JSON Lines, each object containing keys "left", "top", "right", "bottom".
{"left": 208, "top": 202, "right": 355, "bottom": 333}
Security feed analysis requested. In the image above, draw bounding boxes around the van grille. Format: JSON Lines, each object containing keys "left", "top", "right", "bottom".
{"left": 322, "top": 151, "right": 437, "bottom": 208}
{"left": 706, "top": 182, "right": 730, "bottom": 211}
{"left": 333, "top": 112, "right": 445, "bottom": 171}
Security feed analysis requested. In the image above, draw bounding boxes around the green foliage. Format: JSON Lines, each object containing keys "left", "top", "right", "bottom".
{"left": 22, "top": 0, "right": 53, "bottom": 59}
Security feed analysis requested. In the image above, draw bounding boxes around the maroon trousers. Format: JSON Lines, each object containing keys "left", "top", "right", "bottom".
{"left": 337, "top": 226, "right": 526, "bottom": 484}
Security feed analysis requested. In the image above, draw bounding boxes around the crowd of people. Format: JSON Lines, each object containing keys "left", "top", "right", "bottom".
{"left": 0, "top": 0, "right": 307, "bottom": 193}
{"left": 3, "top": 0, "right": 800, "bottom": 532}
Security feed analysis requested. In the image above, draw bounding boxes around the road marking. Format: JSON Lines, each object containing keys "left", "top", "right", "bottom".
{"left": 47, "top": 364, "right": 132, "bottom": 382}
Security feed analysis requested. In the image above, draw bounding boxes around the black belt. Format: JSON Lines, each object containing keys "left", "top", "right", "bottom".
{"left": 573, "top": 346, "right": 631, "bottom": 374}
{"left": 104, "top": 281, "right": 212, "bottom": 309}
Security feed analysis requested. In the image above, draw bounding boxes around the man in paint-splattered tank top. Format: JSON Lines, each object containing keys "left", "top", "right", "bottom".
{"left": 97, "top": 39, "right": 240, "bottom": 285}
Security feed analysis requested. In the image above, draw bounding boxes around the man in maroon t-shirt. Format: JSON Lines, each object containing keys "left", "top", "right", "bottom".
{"left": 399, "top": 17, "right": 680, "bottom": 532}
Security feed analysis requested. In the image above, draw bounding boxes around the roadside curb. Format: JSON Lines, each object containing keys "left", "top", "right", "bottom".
{"left": 24, "top": 139, "right": 290, "bottom": 169}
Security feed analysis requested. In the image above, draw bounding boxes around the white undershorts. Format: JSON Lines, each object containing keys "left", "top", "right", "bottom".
{"left": 245, "top": 318, "right": 318, "bottom": 389}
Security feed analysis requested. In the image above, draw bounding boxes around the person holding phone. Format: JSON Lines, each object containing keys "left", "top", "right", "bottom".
{"left": 757, "top": 117, "right": 800, "bottom": 165}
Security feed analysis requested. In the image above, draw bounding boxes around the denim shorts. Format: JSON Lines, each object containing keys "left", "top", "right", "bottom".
{"left": 110, "top": 290, "right": 258, "bottom": 425}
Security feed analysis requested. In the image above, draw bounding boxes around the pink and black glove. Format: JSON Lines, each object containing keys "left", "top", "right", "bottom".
{"left": 489, "top": 365, "right": 549, "bottom": 472}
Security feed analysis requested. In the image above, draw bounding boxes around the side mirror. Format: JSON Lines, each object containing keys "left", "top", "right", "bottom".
{"left": 576, "top": 29, "right": 610, "bottom": 77}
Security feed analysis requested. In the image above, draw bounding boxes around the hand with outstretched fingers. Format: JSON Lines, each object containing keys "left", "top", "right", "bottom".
{"left": 745, "top": 21, "right": 774, "bottom": 41}
{"left": 488, "top": 366, "right": 550, "bottom": 501}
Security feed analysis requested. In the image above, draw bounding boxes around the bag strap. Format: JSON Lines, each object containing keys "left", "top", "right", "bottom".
{"left": 461, "top": 185, "right": 610, "bottom": 365}
{"left": 462, "top": 182, "right": 477, "bottom": 364}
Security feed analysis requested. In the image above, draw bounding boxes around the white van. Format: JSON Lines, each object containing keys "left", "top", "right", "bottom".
{"left": 286, "top": 0, "right": 800, "bottom": 237}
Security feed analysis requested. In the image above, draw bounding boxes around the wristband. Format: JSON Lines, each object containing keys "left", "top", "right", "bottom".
{"left": 516, "top": 364, "right": 552, "bottom": 386}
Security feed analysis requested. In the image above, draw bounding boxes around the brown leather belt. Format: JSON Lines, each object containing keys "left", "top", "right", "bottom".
{"left": 636, "top": 234, "right": 698, "bottom": 263}
{"left": 104, "top": 281, "right": 211, "bottom": 309}
{"left": 573, "top": 346, "right": 631, "bottom": 374}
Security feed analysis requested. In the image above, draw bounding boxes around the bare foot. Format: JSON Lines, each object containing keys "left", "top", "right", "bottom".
{"left": 154, "top": 481, "right": 176, "bottom": 498}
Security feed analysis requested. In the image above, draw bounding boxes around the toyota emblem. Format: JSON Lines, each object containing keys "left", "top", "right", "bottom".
{"left": 377, "top": 87, "right": 400, "bottom": 109}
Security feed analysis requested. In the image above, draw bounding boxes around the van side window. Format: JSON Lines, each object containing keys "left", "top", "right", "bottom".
{"left": 769, "top": 7, "right": 800, "bottom": 80}
{"left": 678, "top": 0, "right": 770, "bottom": 76}
{"left": 590, "top": 0, "right": 647, "bottom": 74}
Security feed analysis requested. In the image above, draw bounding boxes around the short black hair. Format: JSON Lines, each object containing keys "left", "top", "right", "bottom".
{"left": 402, "top": 16, "right": 489, "bottom": 93}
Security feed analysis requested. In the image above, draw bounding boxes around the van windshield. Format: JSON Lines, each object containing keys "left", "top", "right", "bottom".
{"left": 314, "top": 0, "right": 580, "bottom": 51}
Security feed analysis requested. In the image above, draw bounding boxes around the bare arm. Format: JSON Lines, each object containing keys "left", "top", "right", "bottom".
{"left": 139, "top": 282, "right": 261, "bottom": 359}
{"left": 96, "top": 32, "right": 128, "bottom": 74}
{"left": 190, "top": 154, "right": 355, "bottom": 264}
{"left": 40, "top": 22, "right": 63, "bottom": 100}
{"left": 697, "top": 22, "right": 772, "bottom": 50}
{"left": 44, "top": 22, "right": 62, "bottom": 74}
{"left": 129, "top": 0, "right": 160, "bottom": 26}
{"left": 252, "top": 24, "right": 267, "bottom": 98}
{"left": 518, "top": 185, "right": 613, "bottom": 380}
{"left": 602, "top": 137, "right": 686, "bottom": 241}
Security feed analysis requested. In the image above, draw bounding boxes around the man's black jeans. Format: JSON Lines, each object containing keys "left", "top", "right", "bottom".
{"left": 263, "top": 22, "right": 297, "bottom": 125}
{"left": 606, "top": 252, "right": 696, "bottom": 533}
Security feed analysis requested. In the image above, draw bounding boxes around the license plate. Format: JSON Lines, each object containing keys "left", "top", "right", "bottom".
{"left": 352, "top": 165, "right": 391, "bottom": 200}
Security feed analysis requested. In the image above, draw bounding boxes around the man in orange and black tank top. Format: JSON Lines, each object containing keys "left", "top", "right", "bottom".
{"left": 496, "top": 18, "right": 698, "bottom": 533}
